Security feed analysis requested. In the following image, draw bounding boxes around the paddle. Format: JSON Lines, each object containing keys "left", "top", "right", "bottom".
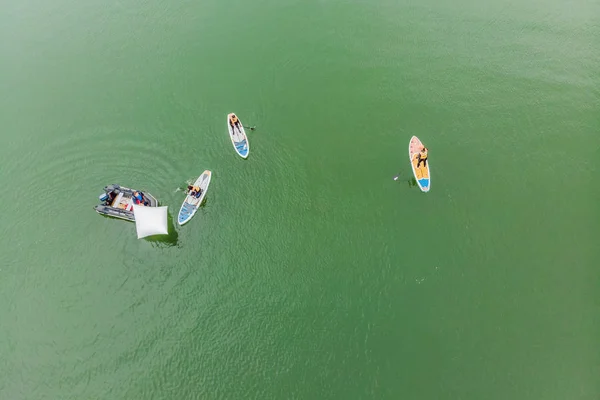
{"left": 244, "top": 126, "right": 256, "bottom": 131}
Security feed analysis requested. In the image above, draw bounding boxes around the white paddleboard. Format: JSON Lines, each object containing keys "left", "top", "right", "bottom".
{"left": 227, "top": 113, "right": 249, "bottom": 158}
{"left": 178, "top": 170, "right": 212, "bottom": 225}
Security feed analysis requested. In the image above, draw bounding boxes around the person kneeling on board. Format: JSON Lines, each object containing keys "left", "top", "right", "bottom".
{"left": 416, "top": 147, "right": 428, "bottom": 168}
{"left": 229, "top": 114, "right": 241, "bottom": 133}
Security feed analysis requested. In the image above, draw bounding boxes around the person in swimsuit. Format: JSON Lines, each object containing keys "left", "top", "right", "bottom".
{"left": 188, "top": 185, "right": 201, "bottom": 198}
{"left": 416, "top": 147, "right": 428, "bottom": 168}
{"left": 229, "top": 114, "right": 242, "bottom": 133}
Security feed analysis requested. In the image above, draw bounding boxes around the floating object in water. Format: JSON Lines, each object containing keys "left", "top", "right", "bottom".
{"left": 227, "top": 113, "right": 249, "bottom": 158}
{"left": 178, "top": 170, "right": 212, "bottom": 226}
{"left": 133, "top": 205, "right": 169, "bottom": 238}
{"left": 408, "top": 136, "right": 430, "bottom": 192}
{"left": 94, "top": 184, "right": 159, "bottom": 222}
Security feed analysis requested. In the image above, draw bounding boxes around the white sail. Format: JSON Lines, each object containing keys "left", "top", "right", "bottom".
{"left": 133, "top": 205, "right": 168, "bottom": 238}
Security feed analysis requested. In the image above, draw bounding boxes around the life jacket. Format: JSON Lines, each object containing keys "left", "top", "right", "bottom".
{"left": 419, "top": 150, "right": 428, "bottom": 160}
{"left": 231, "top": 115, "right": 238, "bottom": 124}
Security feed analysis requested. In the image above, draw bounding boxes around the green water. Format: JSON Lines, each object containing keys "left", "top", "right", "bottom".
{"left": 1, "top": 0, "right": 599, "bottom": 398}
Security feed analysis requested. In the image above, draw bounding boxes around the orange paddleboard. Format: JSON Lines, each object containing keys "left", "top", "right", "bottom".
{"left": 408, "top": 136, "right": 430, "bottom": 192}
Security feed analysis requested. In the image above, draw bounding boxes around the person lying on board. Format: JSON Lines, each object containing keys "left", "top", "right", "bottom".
{"left": 187, "top": 185, "right": 202, "bottom": 198}
{"left": 416, "top": 147, "right": 428, "bottom": 168}
{"left": 229, "top": 114, "right": 242, "bottom": 133}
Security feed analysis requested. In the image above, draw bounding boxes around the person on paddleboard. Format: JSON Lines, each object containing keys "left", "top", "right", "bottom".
{"left": 187, "top": 185, "right": 201, "bottom": 198}
{"left": 229, "top": 114, "right": 242, "bottom": 133}
{"left": 416, "top": 147, "right": 428, "bottom": 168}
